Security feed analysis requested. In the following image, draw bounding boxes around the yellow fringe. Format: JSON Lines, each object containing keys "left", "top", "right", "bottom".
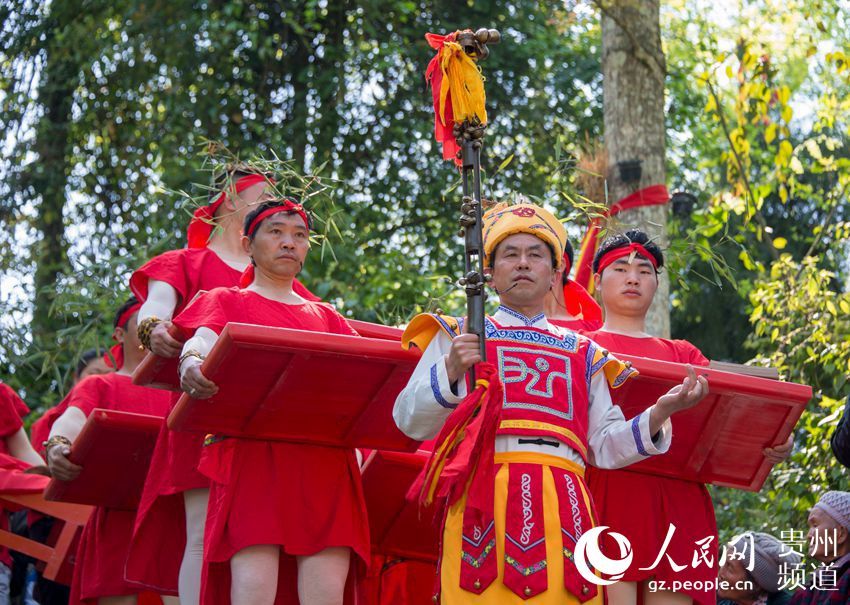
{"left": 438, "top": 41, "right": 487, "bottom": 127}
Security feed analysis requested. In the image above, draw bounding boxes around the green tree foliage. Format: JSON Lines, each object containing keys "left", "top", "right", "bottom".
{"left": 663, "top": 0, "right": 850, "bottom": 362}
{"left": 0, "top": 0, "right": 602, "bottom": 406}
{"left": 660, "top": 0, "right": 850, "bottom": 540}
{"left": 713, "top": 256, "right": 850, "bottom": 536}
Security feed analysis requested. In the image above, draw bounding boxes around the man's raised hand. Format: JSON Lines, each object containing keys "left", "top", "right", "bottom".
{"left": 656, "top": 365, "right": 709, "bottom": 415}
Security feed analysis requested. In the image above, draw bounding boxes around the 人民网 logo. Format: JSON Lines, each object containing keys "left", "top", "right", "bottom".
{"left": 574, "top": 526, "right": 634, "bottom": 586}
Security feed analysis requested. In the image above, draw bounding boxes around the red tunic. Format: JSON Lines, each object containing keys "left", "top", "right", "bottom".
{"left": 582, "top": 331, "right": 716, "bottom": 605}
{"left": 0, "top": 382, "right": 29, "bottom": 422}
{"left": 0, "top": 382, "right": 28, "bottom": 568}
{"left": 0, "top": 383, "right": 26, "bottom": 452}
{"left": 64, "top": 373, "right": 171, "bottom": 604}
{"left": 172, "top": 288, "right": 369, "bottom": 605}
{"left": 30, "top": 392, "right": 71, "bottom": 454}
{"left": 126, "top": 247, "right": 319, "bottom": 593}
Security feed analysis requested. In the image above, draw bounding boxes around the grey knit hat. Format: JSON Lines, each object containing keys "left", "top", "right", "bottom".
{"left": 728, "top": 532, "right": 802, "bottom": 594}
{"left": 813, "top": 491, "right": 850, "bottom": 531}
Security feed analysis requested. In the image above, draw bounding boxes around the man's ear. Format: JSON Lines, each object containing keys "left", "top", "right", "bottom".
{"left": 112, "top": 326, "right": 125, "bottom": 344}
{"left": 837, "top": 525, "right": 849, "bottom": 549}
{"left": 222, "top": 190, "right": 238, "bottom": 213}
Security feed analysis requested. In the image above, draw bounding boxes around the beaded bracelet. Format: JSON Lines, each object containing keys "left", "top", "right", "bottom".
{"left": 137, "top": 316, "right": 161, "bottom": 350}
{"left": 42, "top": 435, "right": 72, "bottom": 453}
{"left": 178, "top": 349, "right": 206, "bottom": 372}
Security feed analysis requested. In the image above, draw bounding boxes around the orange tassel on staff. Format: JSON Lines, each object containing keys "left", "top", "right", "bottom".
{"left": 408, "top": 363, "right": 503, "bottom": 521}
{"left": 425, "top": 31, "right": 489, "bottom": 166}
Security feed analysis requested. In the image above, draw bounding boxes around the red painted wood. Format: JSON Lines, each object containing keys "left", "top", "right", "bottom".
{"left": 601, "top": 354, "right": 810, "bottom": 491}
{"left": 167, "top": 323, "right": 421, "bottom": 452}
{"left": 361, "top": 450, "right": 440, "bottom": 563}
{"left": 44, "top": 409, "right": 164, "bottom": 509}
{"left": 148, "top": 319, "right": 811, "bottom": 490}
{"left": 133, "top": 319, "right": 404, "bottom": 391}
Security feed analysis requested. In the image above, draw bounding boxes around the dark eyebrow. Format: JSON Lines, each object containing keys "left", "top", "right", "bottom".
{"left": 265, "top": 217, "right": 307, "bottom": 230}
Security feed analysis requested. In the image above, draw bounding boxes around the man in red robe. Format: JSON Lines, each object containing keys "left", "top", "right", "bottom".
{"left": 175, "top": 198, "right": 367, "bottom": 605}
{"left": 30, "top": 349, "right": 113, "bottom": 453}
{"left": 583, "top": 229, "right": 792, "bottom": 605}
{"left": 125, "top": 167, "right": 317, "bottom": 603}
{"left": 45, "top": 297, "right": 176, "bottom": 605}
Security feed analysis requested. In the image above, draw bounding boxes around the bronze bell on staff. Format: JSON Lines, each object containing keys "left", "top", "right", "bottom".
{"left": 455, "top": 28, "right": 501, "bottom": 60}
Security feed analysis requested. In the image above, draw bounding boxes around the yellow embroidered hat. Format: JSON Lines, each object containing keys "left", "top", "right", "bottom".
{"left": 481, "top": 202, "right": 567, "bottom": 270}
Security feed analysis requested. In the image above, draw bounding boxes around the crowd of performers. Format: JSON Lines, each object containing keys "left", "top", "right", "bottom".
{"left": 0, "top": 166, "right": 848, "bottom": 605}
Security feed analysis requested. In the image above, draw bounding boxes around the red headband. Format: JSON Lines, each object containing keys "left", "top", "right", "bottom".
{"left": 596, "top": 242, "right": 659, "bottom": 275}
{"left": 115, "top": 302, "right": 142, "bottom": 330}
{"left": 105, "top": 301, "right": 142, "bottom": 369}
{"left": 244, "top": 200, "right": 311, "bottom": 238}
{"left": 186, "top": 173, "right": 274, "bottom": 248}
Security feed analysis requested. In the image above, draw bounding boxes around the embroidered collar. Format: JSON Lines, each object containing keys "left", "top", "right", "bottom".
{"left": 495, "top": 305, "right": 547, "bottom": 328}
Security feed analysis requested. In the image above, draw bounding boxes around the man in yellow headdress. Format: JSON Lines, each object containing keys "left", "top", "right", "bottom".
{"left": 393, "top": 201, "right": 709, "bottom": 605}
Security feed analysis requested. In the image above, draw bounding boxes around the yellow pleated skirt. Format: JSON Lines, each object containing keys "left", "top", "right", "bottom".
{"left": 439, "top": 451, "right": 603, "bottom": 605}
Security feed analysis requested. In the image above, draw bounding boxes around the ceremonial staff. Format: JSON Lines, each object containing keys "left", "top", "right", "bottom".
{"left": 425, "top": 28, "right": 500, "bottom": 383}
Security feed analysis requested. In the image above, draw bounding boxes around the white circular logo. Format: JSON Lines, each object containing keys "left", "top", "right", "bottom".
{"left": 574, "top": 526, "right": 633, "bottom": 586}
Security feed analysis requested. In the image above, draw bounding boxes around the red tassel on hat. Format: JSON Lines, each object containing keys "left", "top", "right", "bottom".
{"left": 563, "top": 280, "right": 603, "bottom": 323}
{"left": 103, "top": 343, "right": 124, "bottom": 370}
{"left": 239, "top": 265, "right": 255, "bottom": 289}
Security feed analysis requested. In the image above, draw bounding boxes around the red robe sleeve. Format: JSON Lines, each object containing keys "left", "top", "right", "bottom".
{"left": 65, "top": 375, "right": 107, "bottom": 418}
{"left": 673, "top": 340, "right": 710, "bottom": 367}
{"left": 321, "top": 304, "right": 359, "bottom": 337}
{"left": 130, "top": 249, "right": 192, "bottom": 304}
{"left": 171, "top": 288, "right": 235, "bottom": 339}
{"left": 0, "top": 383, "right": 29, "bottom": 418}
{"left": 30, "top": 393, "right": 71, "bottom": 449}
{"left": 0, "top": 384, "right": 24, "bottom": 439}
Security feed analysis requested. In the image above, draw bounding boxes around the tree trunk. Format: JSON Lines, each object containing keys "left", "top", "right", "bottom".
{"left": 600, "top": 0, "right": 670, "bottom": 337}
{"left": 30, "top": 31, "right": 76, "bottom": 342}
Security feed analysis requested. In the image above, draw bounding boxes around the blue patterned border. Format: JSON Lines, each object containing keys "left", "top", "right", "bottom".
{"left": 498, "top": 305, "right": 545, "bottom": 327}
{"left": 485, "top": 318, "right": 579, "bottom": 352}
{"left": 632, "top": 413, "right": 649, "bottom": 456}
{"left": 431, "top": 363, "right": 457, "bottom": 409}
